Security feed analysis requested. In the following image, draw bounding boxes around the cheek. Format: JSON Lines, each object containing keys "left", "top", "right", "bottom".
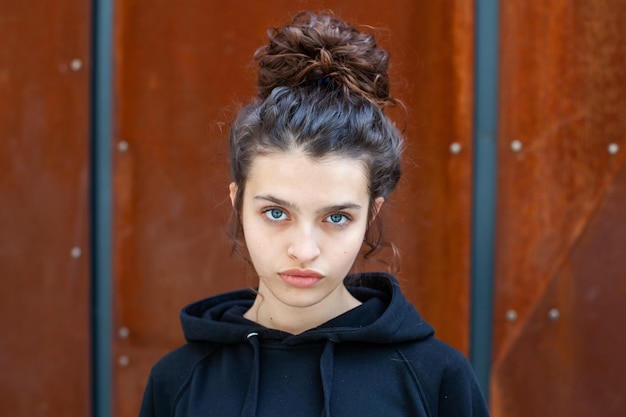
{"left": 241, "top": 214, "right": 282, "bottom": 258}
{"left": 243, "top": 228, "right": 273, "bottom": 274}
{"left": 242, "top": 224, "right": 266, "bottom": 252}
{"left": 241, "top": 216, "right": 264, "bottom": 252}
{"left": 330, "top": 225, "right": 367, "bottom": 259}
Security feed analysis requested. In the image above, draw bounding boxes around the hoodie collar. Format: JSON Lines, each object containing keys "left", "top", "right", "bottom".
{"left": 180, "top": 272, "right": 434, "bottom": 345}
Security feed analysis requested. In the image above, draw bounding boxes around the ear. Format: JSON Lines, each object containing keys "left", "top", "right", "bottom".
{"left": 229, "top": 182, "right": 238, "bottom": 207}
{"left": 373, "top": 197, "right": 385, "bottom": 218}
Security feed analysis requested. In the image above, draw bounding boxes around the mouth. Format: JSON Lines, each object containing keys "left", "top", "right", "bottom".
{"left": 278, "top": 269, "right": 324, "bottom": 288}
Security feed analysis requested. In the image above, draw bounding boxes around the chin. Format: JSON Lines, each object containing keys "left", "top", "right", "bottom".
{"left": 275, "top": 291, "right": 329, "bottom": 309}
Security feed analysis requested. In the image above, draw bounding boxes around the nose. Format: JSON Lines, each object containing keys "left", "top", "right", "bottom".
{"left": 287, "top": 225, "right": 321, "bottom": 263}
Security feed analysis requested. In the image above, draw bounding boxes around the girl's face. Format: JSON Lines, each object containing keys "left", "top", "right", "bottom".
{"left": 232, "top": 150, "right": 382, "bottom": 316}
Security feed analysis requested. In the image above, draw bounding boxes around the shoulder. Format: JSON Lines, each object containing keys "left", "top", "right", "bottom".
{"left": 397, "top": 336, "right": 470, "bottom": 374}
{"left": 397, "top": 337, "right": 490, "bottom": 416}
{"left": 149, "top": 341, "right": 218, "bottom": 384}
{"left": 139, "top": 342, "right": 219, "bottom": 417}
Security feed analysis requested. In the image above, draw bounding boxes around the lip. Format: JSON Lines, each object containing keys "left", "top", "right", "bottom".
{"left": 278, "top": 269, "right": 324, "bottom": 288}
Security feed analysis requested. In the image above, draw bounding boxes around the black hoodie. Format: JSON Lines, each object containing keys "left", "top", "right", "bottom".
{"left": 138, "top": 273, "right": 489, "bottom": 417}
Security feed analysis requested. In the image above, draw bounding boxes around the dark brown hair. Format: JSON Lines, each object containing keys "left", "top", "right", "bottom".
{"left": 228, "top": 11, "right": 404, "bottom": 265}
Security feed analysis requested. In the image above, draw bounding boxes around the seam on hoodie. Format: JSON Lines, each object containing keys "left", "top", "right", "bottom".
{"left": 394, "top": 345, "right": 434, "bottom": 417}
{"left": 171, "top": 344, "right": 220, "bottom": 414}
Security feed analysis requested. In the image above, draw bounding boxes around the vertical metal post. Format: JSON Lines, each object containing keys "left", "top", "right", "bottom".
{"left": 91, "top": 0, "right": 114, "bottom": 416}
{"left": 471, "top": 0, "right": 500, "bottom": 399}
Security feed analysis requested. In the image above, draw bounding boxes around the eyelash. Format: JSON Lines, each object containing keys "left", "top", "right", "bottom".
{"left": 261, "top": 208, "right": 352, "bottom": 227}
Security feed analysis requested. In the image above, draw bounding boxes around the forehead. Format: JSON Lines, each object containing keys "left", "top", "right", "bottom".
{"left": 245, "top": 151, "right": 370, "bottom": 203}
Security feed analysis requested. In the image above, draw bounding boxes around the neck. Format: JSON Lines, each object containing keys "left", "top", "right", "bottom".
{"left": 243, "top": 283, "right": 362, "bottom": 335}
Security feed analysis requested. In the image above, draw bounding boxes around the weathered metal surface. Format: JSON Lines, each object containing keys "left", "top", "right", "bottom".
{"left": 493, "top": 1, "right": 626, "bottom": 415}
{"left": 0, "top": 1, "right": 92, "bottom": 416}
{"left": 494, "top": 163, "right": 626, "bottom": 416}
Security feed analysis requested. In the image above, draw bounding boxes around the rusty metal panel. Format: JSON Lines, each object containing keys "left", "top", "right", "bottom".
{"left": 494, "top": 164, "right": 626, "bottom": 415}
{"left": 112, "top": 2, "right": 474, "bottom": 416}
{"left": 493, "top": 1, "right": 626, "bottom": 416}
{"left": 390, "top": 0, "right": 475, "bottom": 355}
{"left": 0, "top": 1, "right": 92, "bottom": 416}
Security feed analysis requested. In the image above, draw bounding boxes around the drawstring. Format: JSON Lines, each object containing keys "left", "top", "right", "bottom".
{"left": 241, "top": 332, "right": 260, "bottom": 417}
{"left": 319, "top": 340, "right": 336, "bottom": 417}
{"left": 242, "top": 333, "right": 337, "bottom": 417}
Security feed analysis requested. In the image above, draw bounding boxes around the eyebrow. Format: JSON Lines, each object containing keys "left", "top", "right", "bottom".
{"left": 253, "top": 195, "right": 363, "bottom": 214}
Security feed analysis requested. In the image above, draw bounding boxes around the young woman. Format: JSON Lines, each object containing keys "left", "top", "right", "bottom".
{"left": 139, "top": 11, "right": 489, "bottom": 417}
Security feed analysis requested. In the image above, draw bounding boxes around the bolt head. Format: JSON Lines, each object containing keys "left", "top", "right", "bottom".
{"left": 70, "top": 59, "right": 83, "bottom": 71}
{"left": 506, "top": 309, "right": 518, "bottom": 322}
{"left": 118, "top": 327, "right": 130, "bottom": 339}
{"left": 511, "top": 140, "right": 523, "bottom": 152}
{"left": 548, "top": 308, "right": 560, "bottom": 321}
{"left": 118, "top": 355, "right": 130, "bottom": 367}
{"left": 70, "top": 247, "right": 82, "bottom": 259}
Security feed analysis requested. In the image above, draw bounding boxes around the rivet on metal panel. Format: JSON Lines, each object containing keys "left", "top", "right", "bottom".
{"left": 505, "top": 309, "right": 518, "bottom": 322}
{"left": 449, "top": 142, "right": 462, "bottom": 154}
{"left": 548, "top": 308, "right": 560, "bottom": 321}
{"left": 118, "top": 327, "right": 130, "bottom": 339}
{"left": 71, "top": 247, "right": 82, "bottom": 259}
{"left": 118, "top": 355, "right": 130, "bottom": 367}
{"left": 608, "top": 143, "right": 620, "bottom": 155}
{"left": 118, "top": 141, "right": 129, "bottom": 152}
{"left": 510, "top": 140, "right": 523, "bottom": 153}
{"left": 70, "top": 59, "right": 83, "bottom": 71}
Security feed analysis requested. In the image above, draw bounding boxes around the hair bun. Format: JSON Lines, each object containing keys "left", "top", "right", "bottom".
{"left": 255, "top": 11, "right": 397, "bottom": 109}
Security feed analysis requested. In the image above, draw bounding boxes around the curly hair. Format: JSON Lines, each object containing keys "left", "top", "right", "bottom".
{"left": 255, "top": 12, "right": 400, "bottom": 110}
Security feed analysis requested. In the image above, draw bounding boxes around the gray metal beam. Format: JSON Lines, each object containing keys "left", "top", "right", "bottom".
{"left": 91, "top": 0, "right": 114, "bottom": 416}
{"left": 471, "top": 0, "right": 500, "bottom": 400}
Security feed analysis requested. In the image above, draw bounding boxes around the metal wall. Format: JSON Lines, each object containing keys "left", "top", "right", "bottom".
{"left": 492, "top": 1, "right": 626, "bottom": 416}
{"left": 0, "top": 1, "right": 92, "bottom": 416}
{"left": 2, "top": 1, "right": 625, "bottom": 416}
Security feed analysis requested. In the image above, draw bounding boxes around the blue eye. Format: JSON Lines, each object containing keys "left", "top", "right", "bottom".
{"left": 264, "top": 208, "right": 287, "bottom": 221}
{"left": 326, "top": 213, "right": 349, "bottom": 225}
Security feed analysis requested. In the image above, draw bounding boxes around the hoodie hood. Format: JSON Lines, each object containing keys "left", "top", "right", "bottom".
{"left": 180, "top": 273, "right": 436, "bottom": 416}
{"left": 180, "top": 272, "right": 434, "bottom": 346}
{"left": 140, "top": 272, "right": 489, "bottom": 417}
